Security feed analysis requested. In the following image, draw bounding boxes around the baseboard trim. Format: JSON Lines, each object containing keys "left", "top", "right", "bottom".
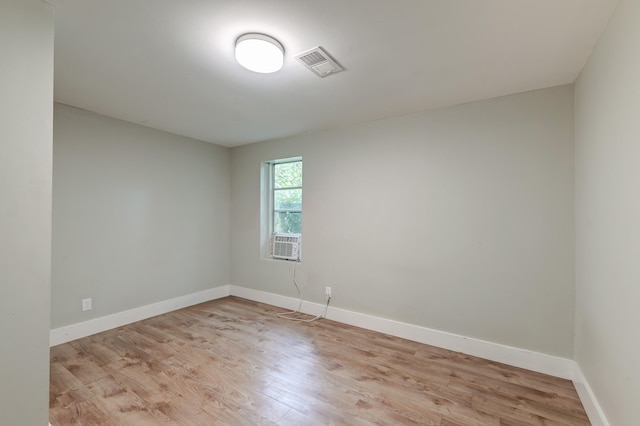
{"left": 229, "top": 286, "right": 613, "bottom": 424}
{"left": 229, "top": 285, "right": 575, "bottom": 379}
{"left": 49, "top": 284, "right": 608, "bottom": 425}
{"left": 50, "top": 285, "right": 230, "bottom": 346}
{"left": 572, "top": 367, "right": 610, "bottom": 426}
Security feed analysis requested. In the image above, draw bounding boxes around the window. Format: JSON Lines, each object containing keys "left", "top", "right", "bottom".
{"left": 260, "top": 157, "right": 303, "bottom": 260}
{"left": 272, "top": 160, "right": 302, "bottom": 234}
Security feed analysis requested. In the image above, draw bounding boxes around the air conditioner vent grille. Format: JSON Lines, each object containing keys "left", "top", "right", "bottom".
{"left": 272, "top": 233, "right": 301, "bottom": 261}
{"left": 295, "top": 46, "right": 344, "bottom": 78}
{"left": 299, "top": 51, "right": 327, "bottom": 67}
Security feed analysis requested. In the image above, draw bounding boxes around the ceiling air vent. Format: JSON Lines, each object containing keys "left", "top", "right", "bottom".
{"left": 295, "top": 46, "right": 344, "bottom": 78}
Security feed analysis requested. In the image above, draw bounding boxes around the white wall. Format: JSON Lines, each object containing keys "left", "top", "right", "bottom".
{"left": 231, "top": 86, "right": 575, "bottom": 357}
{"left": 0, "top": 1, "right": 54, "bottom": 424}
{"left": 52, "top": 104, "right": 230, "bottom": 328}
{"left": 575, "top": 0, "right": 640, "bottom": 423}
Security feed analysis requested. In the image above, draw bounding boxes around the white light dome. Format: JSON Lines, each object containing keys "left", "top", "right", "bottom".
{"left": 235, "top": 33, "right": 284, "bottom": 73}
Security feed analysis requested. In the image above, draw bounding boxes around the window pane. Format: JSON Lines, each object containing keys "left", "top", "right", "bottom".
{"left": 274, "top": 212, "right": 302, "bottom": 234}
{"left": 274, "top": 161, "right": 302, "bottom": 188}
{"left": 274, "top": 189, "right": 302, "bottom": 211}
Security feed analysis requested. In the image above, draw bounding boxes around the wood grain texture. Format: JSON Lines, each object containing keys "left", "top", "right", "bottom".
{"left": 50, "top": 296, "right": 589, "bottom": 425}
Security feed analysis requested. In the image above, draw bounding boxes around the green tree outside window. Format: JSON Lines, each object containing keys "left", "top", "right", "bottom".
{"left": 273, "top": 161, "right": 302, "bottom": 234}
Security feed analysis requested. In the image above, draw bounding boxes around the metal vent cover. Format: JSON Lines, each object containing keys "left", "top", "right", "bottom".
{"left": 295, "top": 46, "right": 344, "bottom": 78}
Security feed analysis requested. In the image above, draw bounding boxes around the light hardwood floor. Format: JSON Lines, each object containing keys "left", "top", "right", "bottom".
{"left": 50, "top": 296, "right": 589, "bottom": 425}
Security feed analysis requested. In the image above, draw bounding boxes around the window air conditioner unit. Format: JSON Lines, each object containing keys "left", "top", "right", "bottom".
{"left": 272, "top": 233, "right": 301, "bottom": 261}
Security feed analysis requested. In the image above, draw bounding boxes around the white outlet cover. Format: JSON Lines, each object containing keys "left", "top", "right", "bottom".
{"left": 82, "top": 298, "right": 92, "bottom": 311}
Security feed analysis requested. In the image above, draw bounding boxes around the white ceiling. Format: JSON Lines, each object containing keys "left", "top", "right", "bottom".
{"left": 53, "top": 0, "right": 618, "bottom": 147}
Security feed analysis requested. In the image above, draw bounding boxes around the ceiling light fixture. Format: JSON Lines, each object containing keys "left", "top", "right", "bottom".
{"left": 235, "top": 33, "right": 284, "bottom": 73}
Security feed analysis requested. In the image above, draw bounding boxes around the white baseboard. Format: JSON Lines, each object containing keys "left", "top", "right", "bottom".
{"left": 230, "top": 286, "right": 611, "bottom": 424}
{"left": 50, "top": 285, "right": 230, "bottom": 346}
{"left": 229, "top": 285, "right": 575, "bottom": 379}
{"left": 49, "top": 284, "right": 608, "bottom": 426}
{"left": 572, "top": 367, "right": 610, "bottom": 426}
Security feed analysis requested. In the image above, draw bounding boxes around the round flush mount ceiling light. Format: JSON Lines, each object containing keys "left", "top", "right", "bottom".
{"left": 235, "top": 33, "right": 284, "bottom": 73}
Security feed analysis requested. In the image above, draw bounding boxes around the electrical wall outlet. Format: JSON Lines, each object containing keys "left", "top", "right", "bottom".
{"left": 325, "top": 286, "right": 332, "bottom": 297}
{"left": 82, "top": 298, "right": 92, "bottom": 311}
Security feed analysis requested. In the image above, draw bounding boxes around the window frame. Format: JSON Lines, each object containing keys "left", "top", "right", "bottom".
{"left": 271, "top": 159, "right": 303, "bottom": 235}
{"left": 260, "top": 156, "right": 303, "bottom": 260}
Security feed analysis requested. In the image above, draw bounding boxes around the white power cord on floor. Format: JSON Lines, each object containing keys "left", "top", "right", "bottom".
{"left": 276, "top": 260, "right": 331, "bottom": 323}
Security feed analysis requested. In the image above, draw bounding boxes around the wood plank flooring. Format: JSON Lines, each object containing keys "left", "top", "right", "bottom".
{"left": 50, "top": 296, "right": 589, "bottom": 425}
